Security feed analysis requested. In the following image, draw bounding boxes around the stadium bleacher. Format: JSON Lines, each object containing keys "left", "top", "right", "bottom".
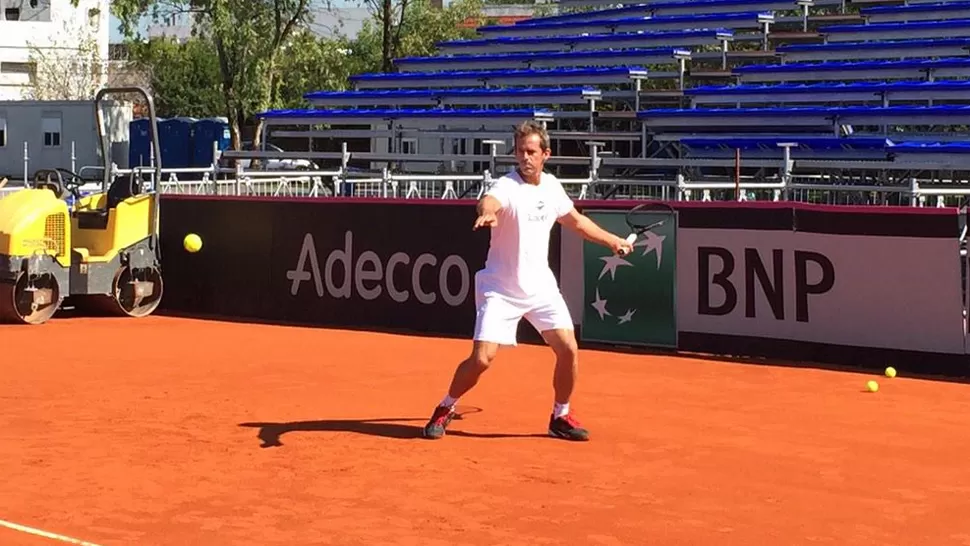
{"left": 348, "top": 66, "right": 649, "bottom": 89}
{"left": 475, "top": 11, "right": 776, "bottom": 39}
{"left": 776, "top": 38, "right": 970, "bottom": 63}
{"left": 435, "top": 29, "right": 735, "bottom": 55}
{"left": 819, "top": 19, "right": 970, "bottom": 41}
{"left": 679, "top": 136, "right": 894, "bottom": 160}
{"left": 251, "top": 0, "right": 970, "bottom": 204}
{"left": 735, "top": 58, "right": 970, "bottom": 83}
{"left": 638, "top": 105, "right": 970, "bottom": 130}
{"left": 257, "top": 108, "right": 555, "bottom": 125}
{"left": 860, "top": 1, "right": 970, "bottom": 23}
{"left": 686, "top": 80, "right": 970, "bottom": 106}
{"left": 391, "top": 47, "right": 691, "bottom": 72}
{"left": 305, "top": 87, "right": 602, "bottom": 107}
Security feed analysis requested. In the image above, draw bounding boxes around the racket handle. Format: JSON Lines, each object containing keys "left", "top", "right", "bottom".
{"left": 618, "top": 233, "right": 637, "bottom": 256}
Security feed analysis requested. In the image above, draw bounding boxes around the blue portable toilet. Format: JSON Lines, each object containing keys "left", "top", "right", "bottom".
{"left": 192, "top": 117, "right": 230, "bottom": 168}
{"left": 128, "top": 118, "right": 158, "bottom": 168}
{"left": 158, "top": 117, "right": 196, "bottom": 169}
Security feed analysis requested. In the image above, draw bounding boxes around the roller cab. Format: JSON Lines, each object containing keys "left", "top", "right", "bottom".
{"left": 0, "top": 86, "right": 165, "bottom": 325}
{"left": 68, "top": 177, "right": 164, "bottom": 319}
{"left": 0, "top": 187, "right": 72, "bottom": 323}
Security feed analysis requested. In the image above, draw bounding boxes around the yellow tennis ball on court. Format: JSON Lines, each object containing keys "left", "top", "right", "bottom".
{"left": 183, "top": 233, "right": 202, "bottom": 253}
{"left": 885, "top": 366, "right": 897, "bottom": 378}
{"left": 866, "top": 380, "right": 879, "bottom": 393}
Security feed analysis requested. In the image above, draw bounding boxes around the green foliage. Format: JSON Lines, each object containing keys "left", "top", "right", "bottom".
{"left": 127, "top": 37, "right": 224, "bottom": 118}
{"left": 110, "top": 0, "right": 318, "bottom": 148}
{"left": 124, "top": 29, "right": 361, "bottom": 117}
{"left": 350, "top": 0, "right": 484, "bottom": 73}
{"left": 78, "top": 0, "right": 489, "bottom": 147}
{"left": 275, "top": 30, "right": 361, "bottom": 109}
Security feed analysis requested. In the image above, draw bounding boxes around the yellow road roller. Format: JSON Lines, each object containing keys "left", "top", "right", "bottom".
{"left": 0, "top": 86, "right": 164, "bottom": 324}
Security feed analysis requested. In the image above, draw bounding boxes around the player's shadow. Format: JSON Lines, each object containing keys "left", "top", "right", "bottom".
{"left": 239, "top": 411, "right": 546, "bottom": 447}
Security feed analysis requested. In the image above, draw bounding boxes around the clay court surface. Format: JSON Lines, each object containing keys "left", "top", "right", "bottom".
{"left": 3, "top": 316, "right": 970, "bottom": 545}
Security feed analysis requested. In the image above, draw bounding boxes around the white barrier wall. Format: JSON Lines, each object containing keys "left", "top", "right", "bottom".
{"left": 560, "top": 202, "right": 969, "bottom": 364}
{"left": 676, "top": 229, "right": 966, "bottom": 355}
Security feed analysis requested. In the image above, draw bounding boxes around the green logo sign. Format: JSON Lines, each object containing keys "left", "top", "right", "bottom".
{"left": 580, "top": 209, "right": 677, "bottom": 348}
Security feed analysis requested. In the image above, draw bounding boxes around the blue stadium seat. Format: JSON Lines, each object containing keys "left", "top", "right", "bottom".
{"left": 861, "top": 1, "right": 970, "bottom": 24}
{"left": 475, "top": 11, "right": 774, "bottom": 38}
{"left": 303, "top": 87, "right": 601, "bottom": 107}
{"left": 256, "top": 107, "right": 555, "bottom": 125}
{"left": 888, "top": 141, "right": 970, "bottom": 163}
{"left": 393, "top": 48, "right": 690, "bottom": 72}
{"left": 777, "top": 38, "right": 970, "bottom": 63}
{"left": 550, "top": 0, "right": 841, "bottom": 15}
{"left": 819, "top": 19, "right": 970, "bottom": 42}
{"left": 890, "top": 141, "right": 970, "bottom": 154}
{"left": 347, "top": 66, "right": 649, "bottom": 89}
{"left": 436, "top": 29, "right": 733, "bottom": 55}
{"left": 638, "top": 105, "right": 970, "bottom": 129}
{"left": 685, "top": 80, "right": 970, "bottom": 106}
{"left": 734, "top": 57, "right": 970, "bottom": 83}
{"left": 519, "top": 0, "right": 814, "bottom": 25}
{"left": 679, "top": 136, "right": 893, "bottom": 159}
{"left": 681, "top": 136, "right": 892, "bottom": 150}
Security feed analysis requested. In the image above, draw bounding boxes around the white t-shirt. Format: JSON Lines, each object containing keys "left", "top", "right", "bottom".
{"left": 476, "top": 169, "right": 574, "bottom": 301}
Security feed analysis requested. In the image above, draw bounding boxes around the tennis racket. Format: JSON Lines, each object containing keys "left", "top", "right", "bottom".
{"left": 618, "top": 201, "right": 676, "bottom": 257}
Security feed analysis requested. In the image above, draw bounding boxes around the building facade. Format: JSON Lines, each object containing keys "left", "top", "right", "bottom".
{"left": 0, "top": 98, "right": 131, "bottom": 182}
{"left": 0, "top": 0, "right": 110, "bottom": 101}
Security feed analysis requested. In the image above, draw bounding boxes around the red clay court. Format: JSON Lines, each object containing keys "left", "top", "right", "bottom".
{"left": 3, "top": 315, "right": 970, "bottom": 546}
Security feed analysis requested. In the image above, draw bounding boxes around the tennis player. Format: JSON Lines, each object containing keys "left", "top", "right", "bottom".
{"left": 422, "top": 120, "right": 633, "bottom": 442}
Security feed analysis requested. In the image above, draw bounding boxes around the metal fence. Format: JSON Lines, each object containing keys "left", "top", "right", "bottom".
{"left": 145, "top": 169, "right": 967, "bottom": 208}
{"left": 3, "top": 155, "right": 970, "bottom": 209}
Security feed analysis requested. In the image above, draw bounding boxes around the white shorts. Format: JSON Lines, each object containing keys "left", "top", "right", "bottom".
{"left": 473, "top": 286, "right": 575, "bottom": 347}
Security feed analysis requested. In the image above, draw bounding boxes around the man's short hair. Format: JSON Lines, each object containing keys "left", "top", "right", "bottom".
{"left": 514, "top": 120, "right": 550, "bottom": 151}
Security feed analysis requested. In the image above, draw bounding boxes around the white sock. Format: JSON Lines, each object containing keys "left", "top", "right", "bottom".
{"left": 553, "top": 402, "right": 569, "bottom": 418}
{"left": 441, "top": 395, "right": 458, "bottom": 408}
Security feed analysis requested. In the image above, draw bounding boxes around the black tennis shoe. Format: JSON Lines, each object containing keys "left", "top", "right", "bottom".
{"left": 422, "top": 405, "right": 455, "bottom": 439}
{"left": 548, "top": 413, "right": 590, "bottom": 441}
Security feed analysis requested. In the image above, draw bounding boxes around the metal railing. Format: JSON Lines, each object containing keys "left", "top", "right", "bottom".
{"left": 5, "top": 142, "right": 970, "bottom": 208}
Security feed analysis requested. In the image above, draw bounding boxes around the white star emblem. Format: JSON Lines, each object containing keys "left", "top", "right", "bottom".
{"left": 598, "top": 254, "right": 632, "bottom": 281}
{"left": 590, "top": 288, "right": 610, "bottom": 319}
{"left": 635, "top": 231, "right": 666, "bottom": 269}
{"left": 617, "top": 308, "right": 636, "bottom": 324}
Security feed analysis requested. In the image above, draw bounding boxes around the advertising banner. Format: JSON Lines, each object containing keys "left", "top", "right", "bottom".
{"left": 271, "top": 200, "right": 491, "bottom": 336}
{"left": 579, "top": 209, "right": 678, "bottom": 348}
{"left": 676, "top": 227, "right": 967, "bottom": 355}
{"left": 160, "top": 197, "right": 563, "bottom": 339}
{"left": 161, "top": 196, "right": 968, "bottom": 364}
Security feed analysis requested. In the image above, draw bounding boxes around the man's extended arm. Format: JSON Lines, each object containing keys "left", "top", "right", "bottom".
{"left": 477, "top": 195, "right": 502, "bottom": 216}
{"left": 558, "top": 208, "right": 631, "bottom": 255}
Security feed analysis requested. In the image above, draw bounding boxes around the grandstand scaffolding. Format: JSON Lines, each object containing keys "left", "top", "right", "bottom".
{"left": 186, "top": 0, "right": 970, "bottom": 206}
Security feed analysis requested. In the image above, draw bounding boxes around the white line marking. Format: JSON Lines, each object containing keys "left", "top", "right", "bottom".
{"left": 0, "top": 518, "right": 102, "bottom": 546}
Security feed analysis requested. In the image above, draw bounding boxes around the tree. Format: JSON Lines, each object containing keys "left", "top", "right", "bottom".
{"left": 110, "top": 0, "right": 324, "bottom": 150}
{"left": 24, "top": 15, "right": 107, "bottom": 100}
{"left": 274, "top": 30, "right": 360, "bottom": 108}
{"left": 351, "top": 0, "right": 484, "bottom": 75}
{"left": 126, "top": 37, "right": 224, "bottom": 119}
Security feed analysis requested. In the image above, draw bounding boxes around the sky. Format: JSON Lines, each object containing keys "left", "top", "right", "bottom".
{"left": 108, "top": 14, "right": 128, "bottom": 43}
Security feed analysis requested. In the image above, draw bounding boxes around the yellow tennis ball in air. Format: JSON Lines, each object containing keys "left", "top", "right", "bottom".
{"left": 183, "top": 233, "right": 203, "bottom": 253}
{"left": 885, "top": 366, "right": 897, "bottom": 378}
{"left": 866, "top": 380, "right": 879, "bottom": 393}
